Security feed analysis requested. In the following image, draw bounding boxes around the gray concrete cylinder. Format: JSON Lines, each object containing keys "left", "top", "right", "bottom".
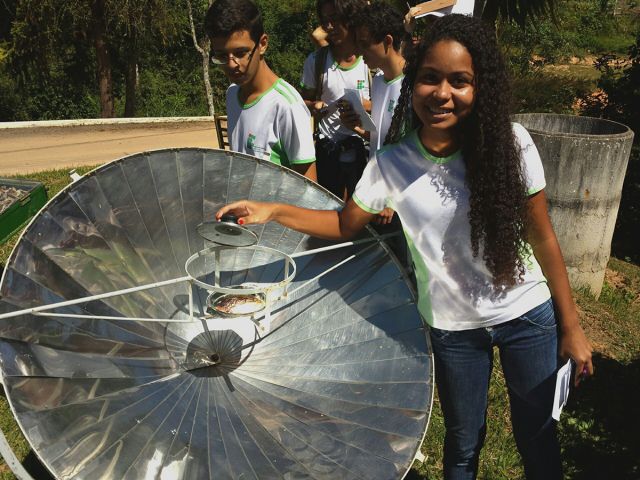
{"left": 513, "top": 113, "right": 634, "bottom": 297}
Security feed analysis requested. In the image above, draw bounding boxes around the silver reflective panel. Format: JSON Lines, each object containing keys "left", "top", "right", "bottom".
{"left": 0, "top": 149, "right": 433, "bottom": 479}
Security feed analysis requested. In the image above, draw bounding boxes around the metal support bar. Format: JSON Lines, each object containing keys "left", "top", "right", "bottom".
{"left": 31, "top": 312, "right": 194, "bottom": 323}
{"left": 0, "top": 426, "right": 34, "bottom": 480}
{"left": 0, "top": 275, "right": 191, "bottom": 320}
{"left": 289, "top": 232, "right": 400, "bottom": 259}
{"left": 287, "top": 240, "right": 378, "bottom": 297}
{"left": 188, "top": 280, "right": 194, "bottom": 322}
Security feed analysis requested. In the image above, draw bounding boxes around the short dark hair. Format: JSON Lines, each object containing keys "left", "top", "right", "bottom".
{"left": 204, "top": 0, "right": 264, "bottom": 43}
{"left": 355, "top": 0, "right": 407, "bottom": 51}
{"left": 316, "top": 0, "right": 368, "bottom": 29}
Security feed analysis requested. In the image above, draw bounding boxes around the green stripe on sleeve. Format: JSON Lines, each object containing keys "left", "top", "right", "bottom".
{"left": 352, "top": 194, "right": 382, "bottom": 214}
{"left": 269, "top": 140, "right": 286, "bottom": 166}
{"left": 527, "top": 184, "right": 545, "bottom": 195}
{"left": 290, "top": 157, "right": 316, "bottom": 164}
{"left": 274, "top": 81, "right": 294, "bottom": 104}
{"left": 279, "top": 81, "right": 300, "bottom": 101}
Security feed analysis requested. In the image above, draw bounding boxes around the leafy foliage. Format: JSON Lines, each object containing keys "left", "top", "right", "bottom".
{"left": 579, "top": 33, "right": 640, "bottom": 263}
{"left": 257, "top": 0, "right": 316, "bottom": 89}
{"left": 497, "top": 0, "right": 637, "bottom": 114}
{"left": 510, "top": 73, "right": 592, "bottom": 114}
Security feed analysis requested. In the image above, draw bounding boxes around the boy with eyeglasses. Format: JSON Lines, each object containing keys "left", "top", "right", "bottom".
{"left": 205, "top": 0, "right": 317, "bottom": 181}
{"left": 300, "top": 0, "right": 370, "bottom": 199}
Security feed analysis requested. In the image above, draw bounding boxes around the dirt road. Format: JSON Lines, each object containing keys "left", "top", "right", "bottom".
{"left": 0, "top": 120, "right": 220, "bottom": 177}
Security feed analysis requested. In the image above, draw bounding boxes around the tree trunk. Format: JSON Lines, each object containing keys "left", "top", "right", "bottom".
{"left": 124, "top": 33, "right": 138, "bottom": 117}
{"left": 200, "top": 38, "right": 215, "bottom": 116}
{"left": 187, "top": 0, "right": 215, "bottom": 116}
{"left": 91, "top": 0, "right": 114, "bottom": 118}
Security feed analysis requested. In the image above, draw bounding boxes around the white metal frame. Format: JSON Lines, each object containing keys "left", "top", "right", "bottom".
{"left": 0, "top": 233, "right": 399, "bottom": 325}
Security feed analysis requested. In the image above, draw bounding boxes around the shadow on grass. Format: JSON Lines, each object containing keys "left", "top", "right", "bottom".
{"left": 405, "top": 468, "right": 431, "bottom": 479}
{"left": 561, "top": 352, "right": 640, "bottom": 479}
{"left": 22, "top": 451, "right": 55, "bottom": 480}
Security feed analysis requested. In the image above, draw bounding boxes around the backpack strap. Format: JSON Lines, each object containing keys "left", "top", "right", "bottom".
{"left": 314, "top": 45, "right": 330, "bottom": 101}
{"left": 312, "top": 46, "right": 330, "bottom": 134}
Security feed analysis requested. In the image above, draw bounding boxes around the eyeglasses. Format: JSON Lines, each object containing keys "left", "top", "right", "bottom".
{"left": 210, "top": 42, "right": 258, "bottom": 66}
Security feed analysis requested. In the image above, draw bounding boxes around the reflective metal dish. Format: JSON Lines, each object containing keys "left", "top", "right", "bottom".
{"left": 0, "top": 148, "right": 433, "bottom": 479}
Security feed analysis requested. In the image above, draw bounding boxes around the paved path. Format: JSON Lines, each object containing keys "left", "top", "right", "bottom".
{"left": 0, "top": 120, "right": 219, "bottom": 177}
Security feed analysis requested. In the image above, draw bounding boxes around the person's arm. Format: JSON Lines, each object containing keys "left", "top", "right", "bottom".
{"left": 301, "top": 87, "right": 326, "bottom": 118}
{"left": 291, "top": 161, "right": 317, "bottom": 182}
{"left": 300, "top": 52, "right": 326, "bottom": 118}
{"left": 280, "top": 97, "right": 318, "bottom": 182}
{"left": 526, "top": 190, "right": 594, "bottom": 385}
{"left": 216, "top": 197, "right": 375, "bottom": 241}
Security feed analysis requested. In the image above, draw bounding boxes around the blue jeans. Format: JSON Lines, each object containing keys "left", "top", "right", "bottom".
{"left": 430, "top": 299, "right": 562, "bottom": 480}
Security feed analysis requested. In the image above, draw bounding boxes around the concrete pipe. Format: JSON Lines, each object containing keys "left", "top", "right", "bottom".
{"left": 513, "top": 113, "right": 634, "bottom": 297}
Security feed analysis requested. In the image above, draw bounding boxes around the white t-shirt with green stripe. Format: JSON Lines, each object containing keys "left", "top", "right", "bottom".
{"left": 352, "top": 123, "right": 551, "bottom": 331}
{"left": 370, "top": 72, "right": 404, "bottom": 156}
{"left": 226, "top": 78, "right": 315, "bottom": 168}
{"left": 300, "top": 50, "right": 370, "bottom": 142}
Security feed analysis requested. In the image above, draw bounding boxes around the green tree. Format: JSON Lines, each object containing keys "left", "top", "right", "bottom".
{"left": 480, "top": 0, "right": 556, "bottom": 26}
{"left": 7, "top": 0, "right": 182, "bottom": 118}
{"left": 109, "top": 0, "right": 182, "bottom": 116}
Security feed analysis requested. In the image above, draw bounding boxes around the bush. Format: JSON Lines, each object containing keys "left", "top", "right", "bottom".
{"left": 258, "top": 0, "right": 316, "bottom": 88}
{"left": 511, "top": 73, "right": 592, "bottom": 114}
{"left": 579, "top": 32, "right": 640, "bottom": 263}
{"left": 134, "top": 65, "right": 209, "bottom": 117}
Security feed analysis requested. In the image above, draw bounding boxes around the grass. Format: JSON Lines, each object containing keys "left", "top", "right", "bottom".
{"left": 543, "top": 62, "right": 602, "bottom": 84}
{"left": 1, "top": 167, "right": 639, "bottom": 479}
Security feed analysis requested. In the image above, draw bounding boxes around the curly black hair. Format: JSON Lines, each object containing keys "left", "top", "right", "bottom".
{"left": 385, "top": 14, "right": 528, "bottom": 289}
{"left": 317, "top": 0, "right": 368, "bottom": 29}
{"left": 204, "top": 0, "right": 263, "bottom": 43}
{"left": 354, "top": 0, "right": 408, "bottom": 51}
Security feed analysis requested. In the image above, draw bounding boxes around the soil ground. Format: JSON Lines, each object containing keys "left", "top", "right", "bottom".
{"left": 0, "top": 122, "right": 220, "bottom": 177}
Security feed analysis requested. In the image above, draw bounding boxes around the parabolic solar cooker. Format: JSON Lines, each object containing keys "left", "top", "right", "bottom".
{"left": 0, "top": 149, "right": 433, "bottom": 479}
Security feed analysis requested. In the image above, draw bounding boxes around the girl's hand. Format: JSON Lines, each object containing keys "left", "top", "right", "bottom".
{"left": 559, "top": 323, "right": 594, "bottom": 387}
{"left": 375, "top": 207, "right": 395, "bottom": 225}
{"left": 215, "top": 200, "right": 276, "bottom": 225}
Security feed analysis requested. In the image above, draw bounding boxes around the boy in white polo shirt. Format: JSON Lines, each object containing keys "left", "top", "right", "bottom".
{"left": 205, "top": 0, "right": 317, "bottom": 181}
{"left": 339, "top": 1, "right": 406, "bottom": 224}
{"left": 300, "top": 0, "right": 370, "bottom": 199}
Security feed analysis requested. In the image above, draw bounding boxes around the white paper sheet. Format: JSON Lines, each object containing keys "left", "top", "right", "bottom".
{"left": 341, "top": 89, "right": 377, "bottom": 132}
{"left": 552, "top": 359, "right": 572, "bottom": 421}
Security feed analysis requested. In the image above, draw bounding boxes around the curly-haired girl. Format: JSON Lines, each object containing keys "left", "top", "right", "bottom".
{"left": 217, "top": 14, "right": 592, "bottom": 479}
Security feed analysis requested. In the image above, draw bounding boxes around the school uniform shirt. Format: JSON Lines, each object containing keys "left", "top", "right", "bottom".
{"left": 352, "top": 123, "right": 552, "bottom": 331}
{"left": 300, "top": 49, "right": 370, "bottom": 143}
{"left": 370, "top": 72, "right": 404, "bottom": 157}
{"left": 226, "top": 78, "right": 315, "bottom": 168}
